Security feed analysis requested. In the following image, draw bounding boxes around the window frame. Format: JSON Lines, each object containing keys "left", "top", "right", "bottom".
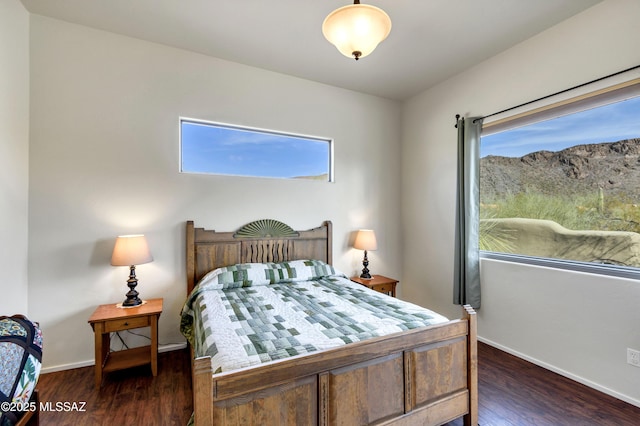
{"left": 479, "top": 76, "right": 640, "bottom": 279}
{"left": 179, "top": 117, "right": 335, "bottom": 182}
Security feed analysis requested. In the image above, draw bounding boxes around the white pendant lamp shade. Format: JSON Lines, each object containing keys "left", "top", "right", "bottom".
{"left": 322, "top": 2, "right": 391, "bottom": 60}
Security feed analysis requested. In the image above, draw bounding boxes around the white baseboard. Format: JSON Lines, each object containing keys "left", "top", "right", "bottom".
{"left": 158, "top": 342, "right": 188, "bottom": 353}
{"left": 40, "top": 342, "right": 187, "bottom": 374}
{"left": 42, "top": 359, "right": 95, "bottom": 374}
{"left": 479, "top": 336, "right": 640, "bottom": 408}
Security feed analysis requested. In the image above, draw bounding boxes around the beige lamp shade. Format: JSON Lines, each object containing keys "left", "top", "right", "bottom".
{"left": 322, "top": 2, "right": 392, "bottom": 60}
{"left": 111, "top": 235, "right": 153, "bottom": 266}
{"left": 353, "top": 229, "right": 378, "bottom": 251}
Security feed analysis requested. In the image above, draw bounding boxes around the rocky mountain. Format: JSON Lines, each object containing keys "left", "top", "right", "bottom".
{"left": 480, "top": 138, "right": 640, "bottom": 202}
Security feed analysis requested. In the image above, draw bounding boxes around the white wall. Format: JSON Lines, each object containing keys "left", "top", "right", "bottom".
{"left": 0, "top": 0, "right": 30, "bottom": 316}
{"left": 401, "top": 0, "right": 640, "bottom": 406}
{"left": 28, "top": 15, "right": 401, "bottom": 370}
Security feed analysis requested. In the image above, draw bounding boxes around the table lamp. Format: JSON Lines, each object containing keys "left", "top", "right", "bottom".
{"left": 353, "top": 229, "right": 377, "bottom": 279}
{"left": 111, "top": 234, "right": 153, "bottom": 307}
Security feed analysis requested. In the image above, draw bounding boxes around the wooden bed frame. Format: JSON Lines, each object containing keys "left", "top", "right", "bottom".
{"left": 186, "top": 220, "right": 477, "bottom": 426}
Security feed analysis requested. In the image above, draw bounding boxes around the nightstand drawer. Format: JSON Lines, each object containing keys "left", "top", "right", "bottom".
{"left": 104, "top": 315, "right": 150, "bottom": 332}
{"left": 373, "top": 284, "right": 392, "bottom": 294}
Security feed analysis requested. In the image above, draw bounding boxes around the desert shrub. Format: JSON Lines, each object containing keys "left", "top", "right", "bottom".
{"left": 483, "top": 192, "right": 601, "bottom": 230}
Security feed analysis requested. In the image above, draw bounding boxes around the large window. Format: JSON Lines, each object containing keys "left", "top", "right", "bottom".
{"left": 480, "top": 79, "right": 640, "bottom": 276}
{"left": 180, "top": 118, "right": 333, "bottom": 181}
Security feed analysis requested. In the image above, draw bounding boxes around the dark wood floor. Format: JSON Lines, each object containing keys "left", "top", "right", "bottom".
{"left": 35, "top": 348, "right": 193, "bottom": 425}
{"left": 445, "top": 343, "right": 640, "bottom": 426}
{"left": 33, "top": 343, "right": 640, "bottom": 425}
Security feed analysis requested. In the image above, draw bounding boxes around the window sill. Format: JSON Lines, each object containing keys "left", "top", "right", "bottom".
{"left": 480, "top": 251, "right": 640, "bottom": 280}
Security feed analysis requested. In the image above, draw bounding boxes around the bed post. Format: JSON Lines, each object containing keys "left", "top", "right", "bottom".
{"left": 463, "top": 305, "right": 478, "bottom": 426}
{"left": 193, "top": 356, "right": 214, "bottom": 425}
{"left": 186, "top": 221, "right": 195, "bottom": 294}
{"left": 324, "top": 220, "right": 333, "bottom": 265}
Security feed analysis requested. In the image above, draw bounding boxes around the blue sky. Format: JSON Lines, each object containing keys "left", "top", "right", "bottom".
{"left": 181, "top": 121, "right": 331, "bottom": 179}
{"left": 481, "top": 95, "right": 640, "bottom": 158}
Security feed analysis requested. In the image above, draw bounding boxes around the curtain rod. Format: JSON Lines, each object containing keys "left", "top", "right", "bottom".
{"left": 454, "top": 64, "right": 640, "bottom": 127}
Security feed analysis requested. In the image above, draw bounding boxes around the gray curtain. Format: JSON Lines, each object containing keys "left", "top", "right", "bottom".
{"left": 454, "top": 116, "right": 483, "bottom": 309}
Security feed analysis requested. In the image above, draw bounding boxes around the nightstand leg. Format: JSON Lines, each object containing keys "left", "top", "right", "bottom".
{"left": 94, "top": 323, "right": 108, "bottom": 388}
{"left": 150, "top": 314, "right": 158, "bottom": 376}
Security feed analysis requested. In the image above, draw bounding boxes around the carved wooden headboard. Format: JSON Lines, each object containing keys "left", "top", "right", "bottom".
{"left": 186, "top": 219, "right": 333, "bottom": 294}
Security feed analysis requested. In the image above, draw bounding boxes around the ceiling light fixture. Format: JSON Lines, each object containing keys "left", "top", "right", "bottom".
{"left": 322, "top": 0, "right": 392, "bottom": 61}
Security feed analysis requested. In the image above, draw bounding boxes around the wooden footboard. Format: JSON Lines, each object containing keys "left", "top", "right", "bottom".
{"left": 191, "top": 305, "right": 477, "bottom": 426}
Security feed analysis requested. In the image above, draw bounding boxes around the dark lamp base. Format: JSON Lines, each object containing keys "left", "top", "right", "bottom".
{"left": 122, "top": 296, "right": 143, "bottom": 307}
{"left": 122, "top": 265, "right": 143, "bottom": 307}
{"left": 359, "top": 250, "right": 372, "bottom": 280}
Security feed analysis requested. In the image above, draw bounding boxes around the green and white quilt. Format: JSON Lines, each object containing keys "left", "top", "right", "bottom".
{"left": 180, "top": 260, "right": 448, "bottom": 374}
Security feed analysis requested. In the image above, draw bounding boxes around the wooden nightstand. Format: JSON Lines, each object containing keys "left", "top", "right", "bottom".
{"left": 88, "top": 298, "right": 163, "bottom": 388}
{"left": 351, "top": 275, "right": 398, "bottom": 297}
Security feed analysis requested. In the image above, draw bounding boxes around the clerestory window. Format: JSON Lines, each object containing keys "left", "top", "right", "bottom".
{"left": 180, "top": 118, "right": 333, "bottom": 182}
